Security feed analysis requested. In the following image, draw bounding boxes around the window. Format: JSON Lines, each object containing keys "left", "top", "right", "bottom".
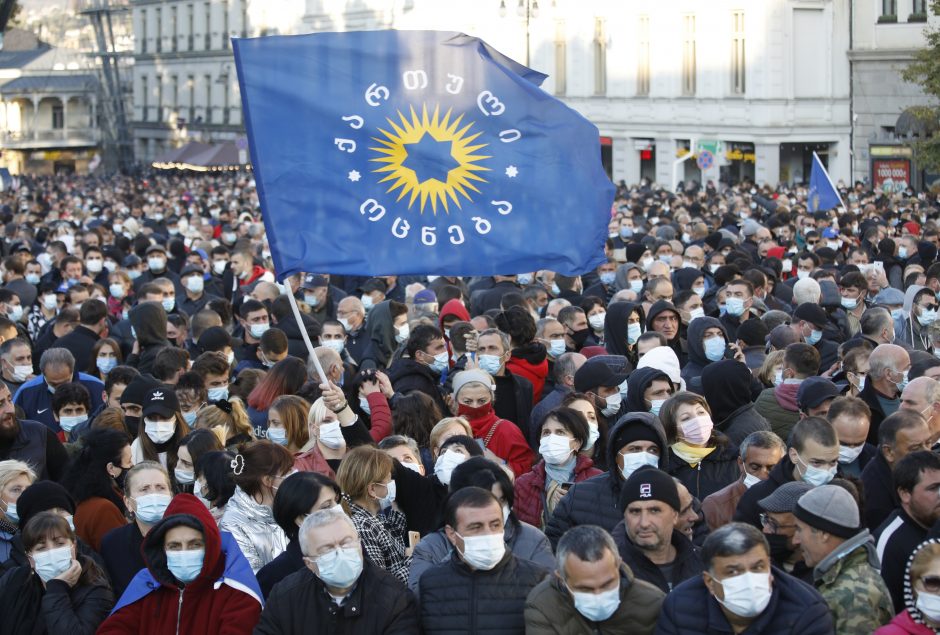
{"left": 155, "top": 7, "right": 162, "bottom": 53}
{"left": 204, "top": 74, "right": 212, "bottom": 123}
{"left": 171, "top": 75, "right": 179, "bottom": 116}
{"left": 187, "top": 4, "right": 194, "bottom": 50}
{"left": 52, "top": 104, "right": 64, "bottom": 129}
{"left": 637, "top": 15, "right": 650, "bottom": 96}
{"left": 157, "top": 76, "right": 164, "bottom": 121}
{"left": 204, "top": 2, "right": 211, "bottom": 49}
{"left": 241, "top": 0, "right": 248, "bottom": 38}
{"left": 554, "top": 20, "right": 566, "bottom": 95}
{"left": 913, "top": 0, "right": 926, "bottom": 13}
{"left": 140, "top": 8, "right": 147, "bottom": 53}
{"left": 882, "top": 0, "right": 897, "bottom": 15}
{"left": 170, "top": 6, "right": 178, "bottom": 52}
{"left": 731, "top": 11, "right": 745, "bottom": 95}
{"left": 223, "top": 0, "right": 230, "bottom": 49}
{"left": 593, "top": 18, "right": 606, "bottom": 96}
{"left": 141, "top": 75, "right": 148, "bottom": 121}
{"left": 188, "top": 75, "right": 195, "bottom": 122}
{"left": 223, "top": 80, "right": 230, "bottom": 124}
{"left": 681, "top": 14, "right": 696, "bottom": 96}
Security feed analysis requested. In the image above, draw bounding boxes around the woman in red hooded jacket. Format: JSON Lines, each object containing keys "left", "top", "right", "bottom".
{"left": 496, "top": 306, "right": 549, "bottom": 402}
{"left": 98, "top": 493, "right": 263, "bottom": 634}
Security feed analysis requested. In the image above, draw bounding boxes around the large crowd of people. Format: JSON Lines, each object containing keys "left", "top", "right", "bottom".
{"left": 0, "top": 169, "right": 938, "bottom": 633}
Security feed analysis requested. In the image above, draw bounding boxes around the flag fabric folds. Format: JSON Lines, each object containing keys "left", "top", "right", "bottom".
{"left": 808, "top": 152, "right": 842, "bottom": 213}
{"left": 233, "top": 30, "right": 614, "bottom": 278}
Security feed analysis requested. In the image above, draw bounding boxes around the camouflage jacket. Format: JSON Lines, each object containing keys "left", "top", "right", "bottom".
{"left": 814, "top": 530, "right": 894, "bottom": 635}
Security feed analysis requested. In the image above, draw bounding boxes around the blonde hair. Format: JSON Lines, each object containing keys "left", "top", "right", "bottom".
{"left": 429, "top": 416, "right": 472, "bottom": 456}
{"left": 124, "top": 460, "right": 171, "bottom": 496}
{"left": 0, "top": 459, "right": 36, "bottom": 493}
{"left": 910, "top": 542, "right": 940, "bottom": 589}
{"left": 195, "top": 397, "right": 254, "bottom": 440}
{"left": 335, "top": 445, "right": 393, "bottom": 500}
{"left": 758, "top": 350, "right": 786, "bottom": 388}
{"left": 307, "top": 397, "right": 331, "bottom": 426}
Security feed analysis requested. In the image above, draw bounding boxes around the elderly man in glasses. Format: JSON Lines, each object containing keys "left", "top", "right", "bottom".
{"left": 757, "top": 481, "right": 813, "bottom": 582}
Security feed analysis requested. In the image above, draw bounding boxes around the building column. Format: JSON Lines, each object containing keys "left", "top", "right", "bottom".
{"left": 654, "top": 137, "right": 677, "bottom": 189}
{"left": 612, "top": 136, "right": 639, "bottom": 185}
{"left": 754, "top": 143, "right": 780, "bottom": 187}
{"left": 60, "top": 95, "right": 69, "bottom": 133}
{"left": 30, "top": 96, "right": 38, "bottom": 140}
{"left": 828, "top": 139, "right": 851, "bottom": 186}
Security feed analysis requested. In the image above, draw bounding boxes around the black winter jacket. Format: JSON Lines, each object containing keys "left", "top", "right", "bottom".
{"left": 666, "top": 441, "right": 741, "bottom": 500}
{"left": 734, "top": 455, "right": 800, "bottom": 528}
{"left": 418, "top": 551, "right": 547, "bottom": 635}
{"left": 654, "top": 565, "right": 834, "bottom": 635}
{"left": 255, "top": 538, "right": 304, "bottom": 599}
{"left": 545, "top": 413, "right": 667, "bottom": 548}
{"left": 610, "top": 522, "right": 704, "bottom": 594}
{"left": 386, "top": 358, "right": 449, "bottom": 416}
{"left": 99, "top": 522, "right": 145, "bottom": 600}
{"left": 255, "top": 561, "right": 418, "bottom": 635}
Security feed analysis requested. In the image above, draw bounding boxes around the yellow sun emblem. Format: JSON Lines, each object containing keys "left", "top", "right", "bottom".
{"left": 369, "top": 104, "right": 491, "bottom": 215}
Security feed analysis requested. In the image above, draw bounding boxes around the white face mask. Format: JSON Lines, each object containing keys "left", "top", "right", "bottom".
{"left": 144, "top": 419, "right": 176, "bottom": 444}
{"left": 601, "top": 392, "right": 622, "bottom": 417}
{"left": 742, "top": 470, "right": 761, "bottom": 489}
{"left": 838, "top": 444, "right": 865, "bottom": 464}
{"left": 539, "top": 434, "right": 574, "bottom": 466}
{"left": 619, "top": 451, "right": 659, "bottom": 480}
{"left": 588, "top": 313, "right": 606, "bottom": 331}
{"left": 31, "top": 545, "right": 73, "bottom": 583}
{"left": 569, "top": 584, "right": 622, "bottom": 623}
{"left": 583, "top": 423, "right": 600, "bottom": 452}
{"left": 916, "top": 590, "right": 940, "bottom": 623}
{"left": 714, "top": 571, "right": 772, "bottom": 618}
{"left": 457, "top": 531, "right": 505, "bottom": 570}
{"left": 434, "top": 449, "right": 467, "bottom": 485}
{"left": 318, "top": 420, "right": 345, "bottom": 450}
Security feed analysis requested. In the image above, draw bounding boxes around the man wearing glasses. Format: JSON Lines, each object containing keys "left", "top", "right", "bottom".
{"left": 792, "top": 484, "right": 894, "bottom": 635}
{"left": 757, "top": 481, "right": 813, "bottom": 581}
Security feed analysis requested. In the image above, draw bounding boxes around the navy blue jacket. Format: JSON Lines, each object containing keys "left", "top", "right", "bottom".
{"left": 13, "top": 372, "right": 105, "bottom": 432}
{"left": 654, "top": 565, "right": 834, "bottom": 635}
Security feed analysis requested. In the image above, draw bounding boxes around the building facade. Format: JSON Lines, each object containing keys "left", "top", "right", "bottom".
{"left": 0, "top": 29, "right": 101, "bottom": 175}
{"left": 850, "top": 0, "right": 938, "bottom": 191}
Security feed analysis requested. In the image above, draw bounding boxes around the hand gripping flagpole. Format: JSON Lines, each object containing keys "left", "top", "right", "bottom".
{"left": 284, "top": 283, "right": 330, "bottom": 386}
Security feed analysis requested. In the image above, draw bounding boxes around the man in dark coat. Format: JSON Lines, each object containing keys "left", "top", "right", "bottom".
{"left": 419, "top": 487, "right": 547, "bottom": 635}
{"left": 51, "top": 299, "right": 109, "bottom": 372}
{"left": 701, "top": 359, "right": 770, "bottom": 446}
{"left": 609, "top": 468, "right": 704, "bottom": 593}
{"left": 655, "top": 522, "right": 833, "bottom": 634}
{"left": 255, "top": 506, "right": 418, "bottom": 634}
{"left": 387, "top": 324, "right": 449, "bottom": 415}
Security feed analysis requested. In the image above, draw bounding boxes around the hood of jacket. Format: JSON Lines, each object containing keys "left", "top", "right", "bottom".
{"left": 624, "top": 366, "right": 671, "bottom": 413}
{"left": 604, "top": 301, "right": 644, "bottom": 357}
{"left": 686, "top": 317, "right": 727, "bottom": 368}
{"left": 142, "top": 493, "right": 224, "bottom": 590}
{"left": 606, "top": 412, "right": 668, "bottom": 485}
{"left": 637, "top": 346, "right": 685, "bottom": 389}
{"left": 904, "top": 284, "right": 929, "bottom": 317}
{"left": 614, "top": 263, "right": 642, "bottom": 292}
{"left": 511, "top": 341, "right": 548, "bottom": 366}
{"left": 645, "top": 300, "right": 680, "bottom": 334}
{"left": 674, "top": 267, "right": 704, "bottom": 291}
{"left": 364, "top": 300, "right": 399, "bottom": 366}
{"left": 439, "top": 299, "right": 470, "bottom": 332}
{"left": 813, "top": 529, "right": 879, "bottom": 584}
{"left": 130, "top": 301, "right": 169, "bottom": 347}
{"left": 903, "top": 537, "right": 940, "bottom": 627}
{"left": 701, "top": 359, "right": 754, "bottom": 422}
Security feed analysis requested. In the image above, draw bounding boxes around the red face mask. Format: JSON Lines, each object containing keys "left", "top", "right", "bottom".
{"left": 457, "top": 402, "right": 493, "bottom": 420}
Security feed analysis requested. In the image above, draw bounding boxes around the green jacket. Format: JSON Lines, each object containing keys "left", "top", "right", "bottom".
{"left": 524, "top": 563, "right": 664, "bottom": 635}
{"left": 753, "top": 386, "right": 800, "bottom": 441}
{"left": 814, "top": 530, "right": 894, "bottom": 635}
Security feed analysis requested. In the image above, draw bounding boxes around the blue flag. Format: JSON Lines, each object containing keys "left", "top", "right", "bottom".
{"left": 808, "top": 152, "right": 842, "bottom": 213}
{"left": 233, "top": 30, "right": 614, "bottom": 278}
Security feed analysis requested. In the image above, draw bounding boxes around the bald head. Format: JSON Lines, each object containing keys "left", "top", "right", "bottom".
{"left": 337, "top": 296, "right": 365, "bottom": 330}
{"left": 793, "top": 278, "right": 821, "bottom": 305}
{"left": 312, "top": 345, "right": 343, "bottom": 384}
{"left": 902, "top": 376, "right": 940, "bottom": 443}
{"left": 250, "top": 281, "right": 280, "bottom": 303}
{"left": 646, "top": 261, "right": 670, "bottom": 280}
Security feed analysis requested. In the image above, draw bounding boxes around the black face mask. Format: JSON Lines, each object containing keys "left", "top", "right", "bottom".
{"left": 113, "top": 467, "right": 128, "bottom": 492}
{"left": 765, "top": 533, "right": 793, "bottom": 565}
{"left": 124, "top": 415, "right": 140, "bottom": 436}
{"left": 569, "top": 327, "right": 591, "bottom": 349}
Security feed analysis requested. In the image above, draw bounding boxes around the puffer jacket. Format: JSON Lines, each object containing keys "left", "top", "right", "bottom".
{"left": 665, "top": 441, "right": 741, "bottom": 500}
{"left": 754, "top": 384, "right": 801, "bottom": 441}
{"left": 514, "top": 456, "right": 602, "bottom": 528}
{"left": 408, "top": 517, "right": 554, "bottom": 593}
{"left": 419, "top": 551, "right": 548, "bottom": 635}
{"left": 219, "top": 486, "right": 288, "bottom": 573}
{"left": 875, "top": 611, "right": 936, "bottom": 635}
{"left": 525, "top": 563, "right": 665, "bottom": 635}
{"left": 545, "top": 413, "right": 667, "bottom": 548}
{"left": 712, "top": 403, "right": 771, "bottom": 447}
{"left": 654, "top": 565, "right": 834, "bottom": 635}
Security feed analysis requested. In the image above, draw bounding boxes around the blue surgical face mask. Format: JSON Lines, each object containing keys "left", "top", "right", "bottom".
{"left": 806, "top": 329, "right": 823, "bottom": 345}
{"left": 429, "top": 351, "right": 449, "bottom": 374}
{"left": 182, "top": 410, "right": 198, "bottom": 426}
{"left": 166, "top": 548, "right": 205, "bottom": 583}
{"left": 599, "top": 272, "right": 616, "bottom": 286}
{"left": 629, "top": 280, "right": 644, "bottom": 295}
{"left": 134, "top": 493, "right": 172, "bottom": 524}
{"left": 161, "top": 298, "right": 175, "bottom": 313}
{"left": 267, "top": 427, "right": 288, "bottom": 445}
{"left": 207, "top": 386, "right": 229, "bottom": 402}
{"left": 97, "top": 356, "right": 117, "bottom": 375}
{"left": 517, "top": 273, "right": 533, "bottom": 286}
{"left": 627, "top": 322, "right": 642, "bottom": 345}
{"left": 650, "top": 399, "right": 666, "bottom": 417}
{"left": 249, "top": 322, "right": 270, "bottom": 339}
{"left": 548, "top": 339, "right": 566, "bottom": 358}
{"left": 619, "top": 227, "right": 634, "bottom": 239}
{"left": 725, "top": 297, "right": 746, "bottom": 317}
{"left": 358, "top": 395, "right": 372, "bottom": 415}
{"left": 478, "top": 354, "right": 502, "bottom": 375}
{"left": 59, "top": 414, "right": 87, "bottom": 433}
{"left": 305, "top": 293, "right": 320, "bottom": 307}
{"left": 892, "top": 308, "right": 905, "bottom": 321}
{"left": 704, "top": 336, "right": 726, "bottom": 362}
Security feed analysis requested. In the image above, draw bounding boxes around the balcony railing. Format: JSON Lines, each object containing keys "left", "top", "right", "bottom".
{"left": 1, "top": 128, "right": 100, "bottom": 149}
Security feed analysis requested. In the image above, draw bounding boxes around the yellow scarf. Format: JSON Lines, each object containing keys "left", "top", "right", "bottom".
{"left": 671, "top": 442, "right": 716, "bottom": 468}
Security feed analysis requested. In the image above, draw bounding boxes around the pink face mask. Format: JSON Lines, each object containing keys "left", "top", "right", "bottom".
{"left": 679, "top": 414, "right": 714, "bottom": 445}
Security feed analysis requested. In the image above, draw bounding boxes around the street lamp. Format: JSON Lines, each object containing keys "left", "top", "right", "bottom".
{"left": 499, "top": 0, "right": 539, "bottom": 66}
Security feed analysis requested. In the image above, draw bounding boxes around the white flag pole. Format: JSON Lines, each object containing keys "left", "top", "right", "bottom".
{"left": 285, "top": 284, "right": 329, "bottom": 386}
